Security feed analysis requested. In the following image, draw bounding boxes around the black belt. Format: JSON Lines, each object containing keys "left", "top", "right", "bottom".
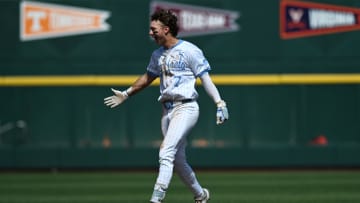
{"left": 162, "top": 99, "right": 194, "bottom": 109}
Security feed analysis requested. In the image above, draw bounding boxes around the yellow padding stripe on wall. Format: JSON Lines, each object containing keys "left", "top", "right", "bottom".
{"left": 1, "top": 74, "right": 360, "bottom": 86}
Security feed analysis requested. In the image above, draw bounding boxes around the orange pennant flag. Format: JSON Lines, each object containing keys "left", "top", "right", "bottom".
{"left": 20, "top": 1, "right": 110, "bottom": 41}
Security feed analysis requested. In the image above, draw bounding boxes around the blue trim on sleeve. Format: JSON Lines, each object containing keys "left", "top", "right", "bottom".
{"left": 196, "top": 69, "right": 209, "bottom": 78}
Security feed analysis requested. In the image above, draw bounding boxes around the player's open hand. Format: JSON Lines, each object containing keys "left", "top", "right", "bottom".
{"left": 216, "top": 100, "right": 229, "bottom": 125}
{"left": 104, "top": 88, "right": 129, "bottom": 108}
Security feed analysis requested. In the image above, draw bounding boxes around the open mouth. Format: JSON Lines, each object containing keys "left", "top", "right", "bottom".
{"left": 153, "top": 36, "right": 161, "bottom": 43}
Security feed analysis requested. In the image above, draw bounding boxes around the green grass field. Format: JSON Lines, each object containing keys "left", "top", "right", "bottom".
{"left": 0, "top": 170, "right": 359, "bottom": 203}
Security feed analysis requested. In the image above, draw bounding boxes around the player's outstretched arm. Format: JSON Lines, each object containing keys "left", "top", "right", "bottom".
{"left": 200, "top": 72, "right": 229, "bottom": 125}
{"left": 104, "top": 73, "right": 157, "bottom": 108}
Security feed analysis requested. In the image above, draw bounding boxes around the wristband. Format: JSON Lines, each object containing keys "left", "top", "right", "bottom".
{"left": 125, "top": 87, "right": 133, "bottom": 97}
{"left": 216, "top": 100, "right": 226, "bottom": 108}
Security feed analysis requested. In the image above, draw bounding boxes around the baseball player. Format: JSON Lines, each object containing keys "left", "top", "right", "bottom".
{"left": 104, "top": 9, "right": 229, "bottom": 203}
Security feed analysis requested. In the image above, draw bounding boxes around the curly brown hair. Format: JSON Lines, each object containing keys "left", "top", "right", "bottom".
{"left": 151, "top": 9, "right": 179, "bottom": 37}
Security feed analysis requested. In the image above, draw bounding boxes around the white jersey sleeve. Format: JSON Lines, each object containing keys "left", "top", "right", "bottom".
{"left": 146, "top": 50, "right": 162, "bottom": 77}
{"left": 188, "top": 48, "right": 211, "bottom": 77}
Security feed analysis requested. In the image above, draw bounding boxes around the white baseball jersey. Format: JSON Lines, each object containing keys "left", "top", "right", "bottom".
{"left": 147, "top": 40, "right": 211, "bottom": 102}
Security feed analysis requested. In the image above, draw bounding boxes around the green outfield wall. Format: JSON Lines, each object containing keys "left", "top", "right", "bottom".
{"left": 0, "top": 0, "right": 360, "bottom": 169}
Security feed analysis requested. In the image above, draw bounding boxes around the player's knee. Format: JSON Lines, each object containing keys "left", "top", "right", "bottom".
{"left": 159, "top": 157, "right": 173, "bottom": 167}
{"left": 159, "top": 148, "right": 176, "bottom": 162}
{"left": 159, "top": 151, "right": 176, "bottom": 166}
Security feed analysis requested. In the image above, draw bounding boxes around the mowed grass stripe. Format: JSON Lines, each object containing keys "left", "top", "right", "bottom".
{"left": 0, "top": 171, "right": 359, "bottom": 203}
{"left": 213, "top": 194, "right": 360, "bottom": 203}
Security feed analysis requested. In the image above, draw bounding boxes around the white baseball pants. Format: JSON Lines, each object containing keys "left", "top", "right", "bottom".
{"left": 153, "top": 101, "right": 204, "bottom": 198}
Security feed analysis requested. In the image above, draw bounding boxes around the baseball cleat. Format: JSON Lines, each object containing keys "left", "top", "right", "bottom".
{"left": 150, "top": 188, "right": 165, "bottom": 203}
{"left": 194, "top": 188, "right": 210, "bottom": 203}
{"left": 150, "top": 198, "right": 162, "bottom": 203}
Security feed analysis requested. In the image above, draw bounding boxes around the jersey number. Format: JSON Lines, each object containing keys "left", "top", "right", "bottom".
{"left": 174, "top": 76, "right": 181, "bottom": 87}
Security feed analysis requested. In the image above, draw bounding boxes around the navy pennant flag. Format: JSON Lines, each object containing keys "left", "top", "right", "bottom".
{"left": 280, "top": 0, "right": 360, "bottom": 39}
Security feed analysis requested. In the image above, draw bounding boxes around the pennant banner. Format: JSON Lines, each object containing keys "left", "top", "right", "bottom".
{"left": 280, "top": 0, "right": 360, "bottom": 39}
{"left": 150, "top": 1, "right": 240, "bottom": 37}
{"left": 20, "top": 1, "right": 111, "bottom": 41}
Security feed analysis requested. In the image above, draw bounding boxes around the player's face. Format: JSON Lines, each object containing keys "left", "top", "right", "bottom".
{"left": 149, "top": 20, "right": 169, "bottom": 46}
